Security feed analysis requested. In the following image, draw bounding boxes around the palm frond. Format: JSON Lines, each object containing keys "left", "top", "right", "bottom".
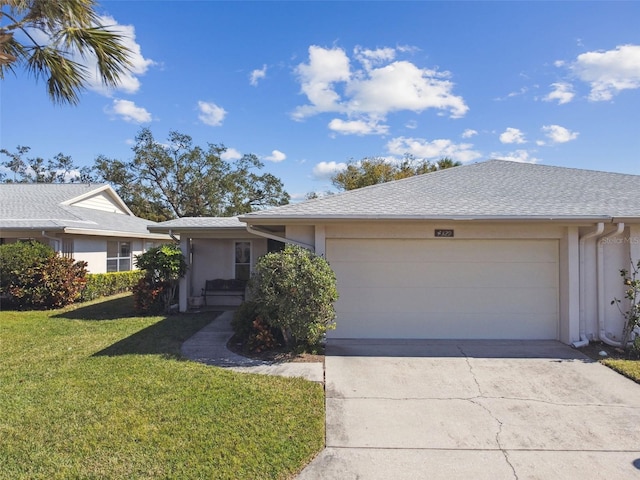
{"left": 26, "top": 45, "right": 86, "bottom": 104}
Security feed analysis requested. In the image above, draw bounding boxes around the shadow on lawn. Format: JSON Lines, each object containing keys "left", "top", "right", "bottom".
{"left": 54, "top": 295, "right": 140, "bottom": 321}
{"left": 93, "top": 312, "right": 222, "bottom": 359}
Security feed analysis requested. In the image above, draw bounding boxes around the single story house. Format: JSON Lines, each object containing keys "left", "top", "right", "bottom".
{"left": 0, "top": 183, "right": 171, "bottom": 273}
{"left": 151, "top": 160, "right": 640, "bottom": 347}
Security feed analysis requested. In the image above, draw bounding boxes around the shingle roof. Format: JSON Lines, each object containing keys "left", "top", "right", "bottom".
{"left": 0, "top": 183, "right": 166, "bottom": 237}
{"left": 148, "top": 217, "right": 246, "bottom": 232}
{"left": 241, "top": 160, "right": 640, "bottom": 222}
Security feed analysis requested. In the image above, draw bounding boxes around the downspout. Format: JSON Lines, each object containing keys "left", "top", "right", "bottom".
{"left": 597, "top": 222, "right": 625, "bottom": 347}
{"left": 41, "top": 231, "right": 61, "bottom": 253}
{"left": 168, "top": 229, "right": 179, "bottom": 243}
{"left": 573, "top": 222, "right": 604, "bottom": 348}
{"left": 245, "top": 224, "right": 315, "bottom": 252}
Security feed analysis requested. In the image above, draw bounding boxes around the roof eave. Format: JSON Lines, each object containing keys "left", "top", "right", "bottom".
{"left": 147, "top": 225, "right": 249, "bottom": 234}
{"left": 240, "top": 214, "right": 620, "bottom": 225}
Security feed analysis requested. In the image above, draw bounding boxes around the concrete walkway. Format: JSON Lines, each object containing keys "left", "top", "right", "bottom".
{"left": 298, "top": 339, "right": 640, "bottom": 480}
{"left": 180, "top": 310, "right": 324, "bottom": 383}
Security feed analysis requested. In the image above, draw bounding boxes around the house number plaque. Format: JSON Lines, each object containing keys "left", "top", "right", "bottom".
{"left": 435, "top": 229, "right": 454, "bottom": 238}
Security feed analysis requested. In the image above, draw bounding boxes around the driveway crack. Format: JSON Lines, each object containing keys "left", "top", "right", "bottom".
{"left": 458, "top": 345, "right": 519, "bottom": 480}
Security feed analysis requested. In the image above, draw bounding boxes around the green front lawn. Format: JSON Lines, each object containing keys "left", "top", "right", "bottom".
{"left": 602, "top": 359, "right": 640, "bottom": 384}
{"left": 0, "top": 294, "right": 324, "bottom": 479}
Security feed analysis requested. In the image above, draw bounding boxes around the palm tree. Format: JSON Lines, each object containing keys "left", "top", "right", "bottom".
{"left": 0, "top": 0, "right": 132, "bottom": 105}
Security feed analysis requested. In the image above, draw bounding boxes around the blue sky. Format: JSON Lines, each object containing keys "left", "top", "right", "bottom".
{"left": 2, "top": 1, "right": 640, "bottom": 200}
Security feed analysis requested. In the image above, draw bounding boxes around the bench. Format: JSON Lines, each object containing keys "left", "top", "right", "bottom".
{"left": 201, "top": 279, "right": 247, "bottom": 306}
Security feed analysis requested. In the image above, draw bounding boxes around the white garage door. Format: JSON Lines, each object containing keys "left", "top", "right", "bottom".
{"left": 326, "top": 239, "right": 559, "bottom": 340}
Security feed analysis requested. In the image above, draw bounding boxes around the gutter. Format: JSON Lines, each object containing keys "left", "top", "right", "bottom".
{"left": 245, "top": 224, "right": 315, "bottom": 252}
{"left": 573, "top": 222, "right": 605, "bottom": 348}
{"left": 597, "top": 222, "right": 626, "bottom": 347}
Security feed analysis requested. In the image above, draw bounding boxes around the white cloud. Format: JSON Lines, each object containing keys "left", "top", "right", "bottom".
{"left": 461, "top": 129, "right": 478, "bottom": 138}
{"left": 353, "top": 46, "right": 396, "bottom": 71}
{"left": 292, "top": 45, "right": 468, "bottom": 133}
{"left": 221, "top": 148, "right": 242, "bottom": 161}
{"left": 346, "top": 60, "right": 468, "bottom": 118}
{"left": 386, "top": 137, "right": 482, "bottom": 163}
{"left": 293, "top": 46, "right": 351, "bottom": 119}
{"left": 571, "top": 44, "right": 640, "bottom": 101}
{"left": 491, "top": 150, "right": 540, "bottom": 164}
{"left": 108, "top": 99, "right": 152, "bottom": 123}
{"left": 264, "top": 150, "right": 286, "bottom": 162}
{"left": 543, "top": 82, "right": 575, "bottom": 104}
{"left": 250, "top": 64, "right": 267, "bottom": 86}
{"left": 328, "top": 118, "right": 389, "bottom": 136}
{"left": 312, "top": 161, "right": 347, "bottom": 179}
{"left": 540, "top": 124, "right": 579, "bottom": 144}
{"left": 197, "top": 101, "right": 227, "bottom": 126}
{"left": 499, "top": 127, "right": 526, "bottom": 144}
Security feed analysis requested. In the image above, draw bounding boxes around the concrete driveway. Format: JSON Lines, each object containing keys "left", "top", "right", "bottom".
{"left": 298, "top": 339, "right": 640, "bottom": 480}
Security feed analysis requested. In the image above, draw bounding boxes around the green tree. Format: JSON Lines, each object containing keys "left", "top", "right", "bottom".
{"left": 92, "top": 128, "right": 290, "bottom": 221}
{"left": 0, "top": 0, "right": 132, "bottom": 105}
{"left": 331, "top": 156, "right": 461, "bottom": 191}
{"left": 249, "top": 245, "right": 338, "bottom": 348}
{"left": 134, "top": 244, "right": 187, "bottom": 314}
{"left": 0, "top": 145, "right": 91, "bottom": 183}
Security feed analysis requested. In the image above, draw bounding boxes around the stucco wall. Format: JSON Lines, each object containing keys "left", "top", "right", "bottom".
{"left": 286, "top": 221, "right": 637, "bottom": 344}
{"left": 188, "top": 237, "right": 268, "bottom": 297}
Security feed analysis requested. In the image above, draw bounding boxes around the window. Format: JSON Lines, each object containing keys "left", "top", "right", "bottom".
{"left": 61, "top": 239, "right": 74, "bottom": 258}
{"left": 235, "top": 241, "right": 251, "bottom": 281}
{"left": 107, "top": 241, "right": 131, "bottom": 272}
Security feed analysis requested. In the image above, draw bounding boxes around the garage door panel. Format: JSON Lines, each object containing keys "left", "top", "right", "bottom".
{"left": 332, "top": 262, "right": 558, "bottom": 289}
{"left": 335, "top": 286, "right": 558, "bottom": 315}
{"left": 327, "top": 238, "right": 559, "bottom": 340}
{"left": 333, "top": 312, "right": 559, "bottom": 340}
{"left": 327, "top": 239, "right": 557, "bottom": 263}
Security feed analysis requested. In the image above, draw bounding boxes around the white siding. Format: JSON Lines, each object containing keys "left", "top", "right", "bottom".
{"left": 70, "top": 191, "right": 127, "bottom": 214}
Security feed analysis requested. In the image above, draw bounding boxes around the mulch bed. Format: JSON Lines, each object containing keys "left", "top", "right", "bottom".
{"left": 226, "top": 335, "right": 324, "bottom": 364}
{"left": 577, "top": 341, "right": 639, "bottom": 361}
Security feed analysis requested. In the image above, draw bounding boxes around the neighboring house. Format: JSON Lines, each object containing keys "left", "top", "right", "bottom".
{"left": 152, "top": 160, "right": 640, "bottom": 347}
{"left": 0, "top": 183, "right": 171, "bottom": 273}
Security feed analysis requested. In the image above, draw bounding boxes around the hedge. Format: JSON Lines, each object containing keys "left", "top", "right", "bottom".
{"left": 80, "top": 271, "right": 145, "bottom": 302}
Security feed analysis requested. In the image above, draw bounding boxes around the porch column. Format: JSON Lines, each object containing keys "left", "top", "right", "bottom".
{"left": 314, "top": 225, "right": 326, "bottom": 257}
{"left": 560, "top": 226, "right": 580, "bottom": 344}
{"left": 179, "top": 236, "right": 191, "bottom": 313}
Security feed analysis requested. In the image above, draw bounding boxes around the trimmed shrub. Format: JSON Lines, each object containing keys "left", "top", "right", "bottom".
{"left": 232, "top": 301, "right": 262, "bottom": 340}
{"left": 132, "top": 277, "right": 164, "bottom": 314}
{"left": 0, "top": 241, "right": 54, "bottom": 294}
{"left": 249, "top": 245, "right": 338, "bottom": 349}
{"left": 7, "top": 255, "right": 87, "bottom": 309}
{"left": 232, "top": 301, "right": 282, "bottom": 352}
{"left": 80, "top": 271, "right": 145, "bottom": 301}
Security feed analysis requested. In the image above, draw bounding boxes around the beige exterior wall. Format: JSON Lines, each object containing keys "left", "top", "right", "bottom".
{"left": 279, "top": 220, "right": 637, "bottom": 344}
